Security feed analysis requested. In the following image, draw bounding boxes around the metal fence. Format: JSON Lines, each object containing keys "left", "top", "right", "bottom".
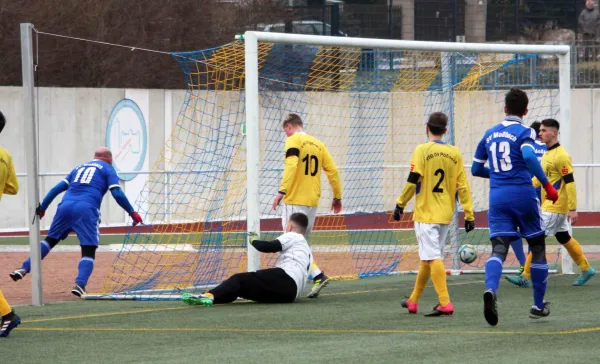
{"left": 11, "top": 163, "right": 600, "bottom": 231}
{"left": 574, "top": 43, "right": 600, "bottom": 87}
{"left": 269, "top": 3, "right": 402, "bottom": 40}
{"left": 342, "top": 44, "right": 600, "bottom": 90}
{"left": 487, "top": 0, "right": 580, "bottom": 42}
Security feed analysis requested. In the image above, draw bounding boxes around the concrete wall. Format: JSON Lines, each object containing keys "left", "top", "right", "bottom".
{"left": 0, "top": 86, "right": 598, "bottom": 232}
{"left": 465, "top": 0, "right": 487, "bottom": 42}
{"left": 0, "top": 87, "right": 188, "bottom": 231}
{"left": 393, "top": 0, "right": 414, "bottom": 40}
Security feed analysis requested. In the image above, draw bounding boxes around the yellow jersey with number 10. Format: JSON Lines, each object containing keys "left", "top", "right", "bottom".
{"left": 279, "top": 132, "right": 342, "bottom": 207}
{"left": 397, "top": 141, "right": 474, "bottom": 224}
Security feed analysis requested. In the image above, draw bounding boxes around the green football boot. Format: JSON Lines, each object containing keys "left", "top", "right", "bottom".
{"left": 182, "top": 293, "right": 214, "bottom": 306}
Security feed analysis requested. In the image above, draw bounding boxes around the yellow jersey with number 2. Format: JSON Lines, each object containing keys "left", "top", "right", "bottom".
{"left": 397, "top": 141, "right": 474, "bottom": 224}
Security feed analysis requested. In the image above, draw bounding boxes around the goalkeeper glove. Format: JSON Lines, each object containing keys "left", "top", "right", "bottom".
{"left": 130, "top": 211, "right": 143, "bottom": 226}
{"left": 393, "top": 204, "right": 403, "bottom": 221}
{"left": 465, "top": 220, "right": 475, "bottom": 233}
{"left": 543, "top": 182, "right": 559, "bottom": 204}
{"left": 247, "top": 232, "right": 259, "bottom": 243}
{"left": 35, "top": 203, "right": 45, "bottom": 219}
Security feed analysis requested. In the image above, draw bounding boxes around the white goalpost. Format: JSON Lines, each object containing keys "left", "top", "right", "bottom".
{"left": 242, "top": 31, "right": 573, "bottom": 275}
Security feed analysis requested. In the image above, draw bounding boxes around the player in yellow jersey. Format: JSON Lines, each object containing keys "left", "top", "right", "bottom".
{"left": 0, "top": 112, "right": 21, "bottom": 337}
{"left": 394, "top": 112, "right": 475, "bottom": 316}
{"left": 506, "top": 118, "right": 595, "bottom": 287}
{"left": 272, "top": 113, "right": 342, "bottom": 298}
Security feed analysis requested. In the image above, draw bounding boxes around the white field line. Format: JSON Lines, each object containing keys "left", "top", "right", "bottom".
{"left": 3, "top": 244, "right": 600, "bottom": 253}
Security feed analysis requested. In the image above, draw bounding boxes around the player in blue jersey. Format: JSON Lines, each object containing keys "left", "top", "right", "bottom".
{"left": 471, "top": 88, "right": 558, "bottom": 326}
{"left": 504, "top": 121, "right": 547, "bottom": 288}
{"left": 9, "top": 147, "right": 143, "bottom": 297}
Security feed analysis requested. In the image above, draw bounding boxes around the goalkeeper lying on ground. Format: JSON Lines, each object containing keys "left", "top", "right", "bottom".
{"left": 182, "top": 212, "right": 313, "bottom": 306}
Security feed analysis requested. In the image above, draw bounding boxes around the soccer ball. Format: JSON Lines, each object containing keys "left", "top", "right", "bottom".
{"left": 459, "top": 244, "right": 477, "bottom": 264}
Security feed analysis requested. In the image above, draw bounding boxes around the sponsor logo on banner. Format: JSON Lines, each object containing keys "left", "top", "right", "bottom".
{"left": 106, "top": 99, "right": 148, "bottom": 181}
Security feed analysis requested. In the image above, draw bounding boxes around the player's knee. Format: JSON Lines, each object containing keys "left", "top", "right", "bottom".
{"left": 555, "top": 231, "right": 571, "bottom": 244}
{"left": 45, "top": 237, "right": 59, "bottom": 249}
{"left": 81, "top": 246, "right": 97, "bottom": 259}
{"left": 491, "top": 237, "right": 510, "bottom": 261}
{"left": 527, "top": 234, "right": 546, "bottom": 261}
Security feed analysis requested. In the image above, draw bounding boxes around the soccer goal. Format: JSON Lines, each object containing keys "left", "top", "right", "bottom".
{"left": 90, "top": 32, "right": 571, "bottom": 300}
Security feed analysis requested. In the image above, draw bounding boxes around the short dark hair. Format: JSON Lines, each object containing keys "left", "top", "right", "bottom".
{"left": 427, "top": 112, "right": 448, "bottom": 135}
{"left": 0, "top": 111, "right": 5, "bottom": 135}
{"left": 505, "top": 88, "right": 529, "bottom": 117}
{"left": 530, "top": 121, "right": 541, "bottom": 136}
{"left": 289, "top": 212, "right": 309, "bottom": 234}
{"left": 282, "top": 113, "right": 303, "bottom": 128}
{"left": 541, "top": 118, "right": 560, "bottom": 130}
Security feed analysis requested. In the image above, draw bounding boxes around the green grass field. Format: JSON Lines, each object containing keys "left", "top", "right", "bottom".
{"left": 7, "top": 273, "right": 600, "bottom": 364}
{"left": 1, "top": 227, "right": 598, "bottom": 246}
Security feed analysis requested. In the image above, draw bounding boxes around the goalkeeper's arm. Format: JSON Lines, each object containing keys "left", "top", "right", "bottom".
{"left": 252, "top": 239, "right": 283, "bottom": 253}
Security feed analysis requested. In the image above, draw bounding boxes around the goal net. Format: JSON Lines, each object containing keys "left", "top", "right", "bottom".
{"left": 92, "top": 34, "right": 570, "bottom": 300}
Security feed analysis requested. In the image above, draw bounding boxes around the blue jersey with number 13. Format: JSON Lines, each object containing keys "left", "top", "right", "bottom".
{"left": 61, "top": 159, "right": 121, "bottom": 209}
{"left": 473, "top": 118, "right": 538, "bottom": 190}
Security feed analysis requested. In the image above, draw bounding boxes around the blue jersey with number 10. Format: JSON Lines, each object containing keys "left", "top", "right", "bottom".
{"left": 61, "top": 159, "right": 121, "bottom": 209}
{"left": 474, "top": 118, "right": 538, "bottom": 190}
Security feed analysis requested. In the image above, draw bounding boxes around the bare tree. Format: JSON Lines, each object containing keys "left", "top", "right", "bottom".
{"left": 0, "top": 0, "right": 288, "bottom": 88}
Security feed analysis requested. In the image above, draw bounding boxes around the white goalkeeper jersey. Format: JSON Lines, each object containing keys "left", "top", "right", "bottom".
{"left": 276, "top": 232, "right": 313, "bottom": 299}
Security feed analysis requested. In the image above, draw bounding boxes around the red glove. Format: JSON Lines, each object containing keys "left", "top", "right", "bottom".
{"left": 130, "top": 211, "right": 143, "bottom": 226}
{"left": 35, "top": 203, "right": 45, "bottom": 219}
{"left": 543, "top": 182, "right": 558, "bottom": 204}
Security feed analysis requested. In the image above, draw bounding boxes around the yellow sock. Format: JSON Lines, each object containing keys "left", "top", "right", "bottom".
{"left": 204, "top": 292, "right": 214, "bottom": 299}
{"left": 409, "top": 261, "right": 430, "bottom": 303}
{"left": 430, "top": 259, "right": 450, "bottom": 306}
{"left": 0, "top": 289, "right": 12, "bottom": 317}
{"left": 563, "top": 238, "right": 590, "bottom": 272}
{"left": 522, "top": 252, "right": 532, "bottom": 281}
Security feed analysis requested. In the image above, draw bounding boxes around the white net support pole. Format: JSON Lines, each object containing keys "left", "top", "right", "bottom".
{"left": 441, "top": 51, "right": 461, "bottom": 270}
{"left": 244, "top": 31, "right": 261, "bottom": 272}
{"left": 558, "top": 52, "right": 574, "bottom": 275}
{"left": 20, "top": 23, "right": 43, "bottom": 305}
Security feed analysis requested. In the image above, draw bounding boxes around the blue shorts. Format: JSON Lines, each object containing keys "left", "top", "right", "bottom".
{"left": 47, "top": 201, "right": 100, "bottom": 247}
{"left": 535, "top": 187, "right": 542, "bottom": 204}
{"left": 489, "top": 196, "right": 543, "bottom": 240}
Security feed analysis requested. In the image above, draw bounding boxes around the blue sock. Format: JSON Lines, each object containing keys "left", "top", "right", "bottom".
{"left": 530, "top": 261, "right": 548, "bottom": 308}
{"left": 510, "top": 238, "right": 526, "bottom": 267}
{"left": 75, "top": 257, "right": 94, "bottom": 287}
{"left": 485, "top": 257, "right": 503, "bottom": 295}
{"left": 21, "top": 240, "right": 52, "bottom": 272}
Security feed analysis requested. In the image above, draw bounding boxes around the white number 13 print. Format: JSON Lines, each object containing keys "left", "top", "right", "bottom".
{"left": 489, "top": 141, "right": 512, "bottom": 172}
